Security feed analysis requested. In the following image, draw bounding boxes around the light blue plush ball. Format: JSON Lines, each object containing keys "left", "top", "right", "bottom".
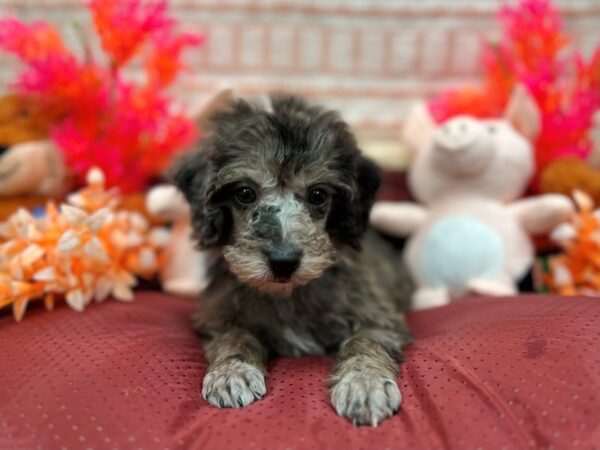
{"left": 419, "top": 216, "right": 504, "bottom": 294}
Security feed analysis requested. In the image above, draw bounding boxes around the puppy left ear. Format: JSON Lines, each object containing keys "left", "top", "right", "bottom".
{"left": 327, "top": 155, "right": 381, "bottom": 249}
{"left": 169, "top": 148, "right": 232, "bottom": 247}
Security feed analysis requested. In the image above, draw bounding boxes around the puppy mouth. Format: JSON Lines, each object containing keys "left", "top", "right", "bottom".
{"left": 259, "top": 279, "right": 295, "bottom": 297}
{"left": 272, "top": 275, "right": 293, "bottom": 284}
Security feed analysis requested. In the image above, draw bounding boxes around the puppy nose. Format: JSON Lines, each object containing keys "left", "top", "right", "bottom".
{"left": 267, "top": 245, "right": 301, "bottom": 280}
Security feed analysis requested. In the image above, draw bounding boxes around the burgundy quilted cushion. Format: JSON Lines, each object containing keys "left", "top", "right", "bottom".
{"left": 0, "top": 292, "right": 599, "bottom": 450}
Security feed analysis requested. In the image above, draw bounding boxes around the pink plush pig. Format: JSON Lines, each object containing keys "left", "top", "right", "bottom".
{"left": 371, "top": 86, "right": 574, "bottom": 310}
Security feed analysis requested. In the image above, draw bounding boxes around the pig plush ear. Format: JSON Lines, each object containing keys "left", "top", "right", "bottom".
{"left": 400, "top": 102, "right": 438, "bottom": 157}
{"left": 504, "top": 84, "right": 541, "bottom": 141}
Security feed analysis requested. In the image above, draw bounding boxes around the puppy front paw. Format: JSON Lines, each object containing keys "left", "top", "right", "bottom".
{"left": 202, "top": 359, "right": 266, "bottom": 408}
{"left": 330, "top": 370, "right": 401, "bottom": 426}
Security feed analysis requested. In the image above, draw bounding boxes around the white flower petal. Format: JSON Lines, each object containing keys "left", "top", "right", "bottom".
{"left": 552, "top": 265, "right": 572, "bottom": 286}
{"left": 84, "top": 236, "right": 108, "bottom": 261}
{"left": 117, "top": 270, "right": 137, "bottom": 287}
{"left": 110, "top": 230, "right": 128, "bottom": 247}
{"left": 61, "top": 205, "right": 88, "bottom": 227}
{"left": 60, "top": 259, "right": 72, "bottom": 275}
{"left": 126, "top": 231, "right": 143, "bottom": 247}
{"left": 13, "top": 209, "right": 34, "bottom": 236}
{"left": 20, "top": 245, "right": 45, "bottom": 266}
{"left": 94, "top": 278, "right": 113, "bottom": 302}
{"left": 66, "top": 289, "right": 87, "bottom": 312}
{"left": 12, "top": 298, "right": 28, "bottom": 322}
{"left": 27, "top": 224, "right": 43, "bottom": 241}
{"left": 0, "top": 241, "right": 15, "bottom": 254}
{"left": 67, "top": 192, "right": 86, "bottom": 209}
{"left": 15, "top": 208, "right": 34, "bottom": 223}
{"left": 113, "top": 283, "right": 134, "bottom": 302}
{"left": 0, "top": 223, "right": 11, "bottom": 239}
{"left": 0, "top": 251, "right": 9, "bottom": 266}
{"left": 85, "top": 207, "right": 111, "bottom": 232}
{"left": 10, "top": 281, "right": 28, "bottom": 295}
{"left": 65, "top": 268, "right": 78, "bottom": 287}
{"left": 33, "top": 267, "right": 56, "bottom": 282}
{"left": 10, "top": 270, "right": 24, "bottom": 281}
{"left": 82, "top": 273, "right": 94, "bottom": 288}
{"left": 11, "top": 263, "right": 23, "bottom": 280}
{"left": 129, "top": 213, "right": 148, "bottom": 231}
{"left": 57, "top": 230, "right": 81, "bottom": 252}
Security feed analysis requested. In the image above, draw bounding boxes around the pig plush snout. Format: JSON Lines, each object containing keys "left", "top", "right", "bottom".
{"left": 431, "top": 117, "right": 494, "bottom": 177}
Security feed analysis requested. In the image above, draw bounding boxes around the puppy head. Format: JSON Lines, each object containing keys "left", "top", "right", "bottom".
{"left": 173, "top": 94, "right": 380, "bottom": 295}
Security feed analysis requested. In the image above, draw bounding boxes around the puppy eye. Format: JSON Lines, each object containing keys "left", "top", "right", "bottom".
{"left": 307, "top": 187, "right": 328, "bottom": 206}
{"left": 234, "top": 186, "right": 257, "bottom": 205}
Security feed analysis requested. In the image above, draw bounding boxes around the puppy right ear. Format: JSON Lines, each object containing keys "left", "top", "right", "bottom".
{"left": 327, "top": 155, "right": 381, "bottom": 250}
{"left": 170, "top": 149, "right": 231, "bottom": 247}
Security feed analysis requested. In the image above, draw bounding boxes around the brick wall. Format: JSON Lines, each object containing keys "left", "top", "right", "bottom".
{"left": 0, "top": 0, "right": 599, "bottom": 135}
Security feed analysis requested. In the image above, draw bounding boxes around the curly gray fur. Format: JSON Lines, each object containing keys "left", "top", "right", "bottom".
{"left": 172, "top": 93, "right": 413, "bottom": 426}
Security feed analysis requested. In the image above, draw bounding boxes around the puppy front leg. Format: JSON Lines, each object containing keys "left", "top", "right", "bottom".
{"left": 330, "top": 331, "right": 406, "bottom": 426}
{"left": 202, "top": 328, "right": 268, "bottom": 408}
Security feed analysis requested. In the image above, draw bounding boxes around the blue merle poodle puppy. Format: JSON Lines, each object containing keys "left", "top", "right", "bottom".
{"left": 173, "top": 93, "right": 413, "bottom": 426}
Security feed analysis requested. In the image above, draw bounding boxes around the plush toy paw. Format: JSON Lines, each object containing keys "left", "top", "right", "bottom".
{"left": 467, "top": 278, "right": 517, "bottom": 296}
{"left": 202, "top": 359, "right": 266, "bottom": 408}
{"left": 330, "top": 370, "right": 401, "bottom": 426}
{"left": 412, "top": 286, "right": 450, "bottom": 310}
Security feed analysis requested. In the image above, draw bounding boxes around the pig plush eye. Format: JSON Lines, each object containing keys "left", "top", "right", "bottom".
{"left": 487, "top": 125, "right": 497, "bottom": 134}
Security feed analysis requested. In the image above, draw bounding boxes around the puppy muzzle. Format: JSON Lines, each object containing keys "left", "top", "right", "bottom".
{"left": 265, "top": 243, "right": 302, "bottom": 281}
